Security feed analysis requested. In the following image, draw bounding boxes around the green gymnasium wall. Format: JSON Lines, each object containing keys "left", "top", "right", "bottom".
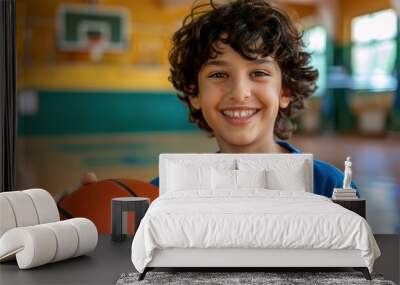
{"left": 18, "top": 91, "right": 197, "bottom": 136}
{"left": 319, "top": 36, "right": 355, "bottom": 133}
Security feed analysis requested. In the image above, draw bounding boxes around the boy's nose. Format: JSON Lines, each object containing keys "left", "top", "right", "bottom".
{"left": 227, "top": 78, "right": 251, "bottom": 102}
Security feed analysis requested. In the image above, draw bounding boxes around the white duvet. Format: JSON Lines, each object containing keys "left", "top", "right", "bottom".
{"left": 131, "top": 190, "right": 380, "bottom": 273}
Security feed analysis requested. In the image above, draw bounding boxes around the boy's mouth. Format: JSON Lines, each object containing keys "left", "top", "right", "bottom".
{"left": 219, "top": 108, "right": 260, "bottom": 125}
{"left": 220, "top": 108, "right": 259, "bottom": 119}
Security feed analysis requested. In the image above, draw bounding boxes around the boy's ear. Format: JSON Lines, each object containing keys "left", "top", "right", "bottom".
{"left": 186, "top": 84, "right": 201, "bottom": 110}
{"left": 189, "top": 95, "right": 201, "bottom": 110}
{"left": 279, "top": 88, "right": 291, "bottom": 109}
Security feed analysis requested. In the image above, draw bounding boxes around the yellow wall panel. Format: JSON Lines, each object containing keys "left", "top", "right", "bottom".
{"left": 22, "top": 64, "right": 173, "bottom": 91}
{"left": 285, "top": 3, "right": 317, "bottom": 21}
{"left": 17, "top": 0, "right": 190, "bottom": 90}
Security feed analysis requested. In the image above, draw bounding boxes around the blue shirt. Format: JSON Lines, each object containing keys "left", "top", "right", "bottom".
{"left": 149, "top": 141, "right": 357, "bottom": 198}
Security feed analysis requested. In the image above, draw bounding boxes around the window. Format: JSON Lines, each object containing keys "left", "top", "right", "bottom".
{"left": 351, "top": 9, "right": 397, "bottom": 90}
{"left": 303, "top": 26, "right": 327, "bottom": 96}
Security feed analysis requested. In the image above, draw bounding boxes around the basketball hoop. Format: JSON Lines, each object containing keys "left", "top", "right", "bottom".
{"left": 88, "top": 35, "right": 107, "bottom": 62}
{"left": 58, "top": 5, "right": 127, "bottom": 60}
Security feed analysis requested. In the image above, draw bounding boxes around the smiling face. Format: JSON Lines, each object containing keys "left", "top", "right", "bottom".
{"left": 189, "top": 43, "right": 291, "bottom": 153}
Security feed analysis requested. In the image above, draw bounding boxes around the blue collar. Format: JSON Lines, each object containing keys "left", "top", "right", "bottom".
{"left": 276, "top": 141, "right": 302, "bottom": 154}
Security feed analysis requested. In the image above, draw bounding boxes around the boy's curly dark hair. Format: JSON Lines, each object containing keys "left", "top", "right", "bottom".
{"left": 168, "top": 0, "right": 318, "bottom": 140}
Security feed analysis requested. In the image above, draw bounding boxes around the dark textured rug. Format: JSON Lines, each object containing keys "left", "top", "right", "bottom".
{"left": 116, "top": 271, "right": 396, "bottom": 285}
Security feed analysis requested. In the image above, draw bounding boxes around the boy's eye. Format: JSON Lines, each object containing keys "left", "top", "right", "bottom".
{"left": 209, "top": 72, "right": 228, "bottom": 79}
{"left": 251, "top": 70, "right": 270, "bottom": 77}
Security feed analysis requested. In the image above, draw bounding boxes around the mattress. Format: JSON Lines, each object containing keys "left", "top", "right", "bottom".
{"left": 131, "top": 190, "right": 380, "bottom": 273}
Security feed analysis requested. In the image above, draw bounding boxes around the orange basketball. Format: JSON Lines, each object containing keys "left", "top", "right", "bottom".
{"left": 57, "top": 179, "right": 159, "bottom": 234}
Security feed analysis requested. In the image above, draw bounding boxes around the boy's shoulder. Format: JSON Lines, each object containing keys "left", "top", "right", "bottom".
{"left": 313, "top": 159, "right": 360, "bottom": 197}
{"left": 150, "top": 176, "right": 160, "bottom": 187}
{"left": 312, "top": 159, "right": 346, "bottom": 196}
{"left": 313, "top": 159, "right": 344, "bottom": 180}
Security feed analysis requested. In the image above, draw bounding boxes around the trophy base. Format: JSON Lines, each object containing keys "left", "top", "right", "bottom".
{"left": 332, "top": 188, "right": 357, "bottom": 200}
{"left": 334, "top": 188, "right": 356, "bottom": 192}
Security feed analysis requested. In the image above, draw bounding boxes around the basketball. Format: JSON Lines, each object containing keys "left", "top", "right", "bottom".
{"left": 57, "top": 179, "right": 159, "bottom": 234}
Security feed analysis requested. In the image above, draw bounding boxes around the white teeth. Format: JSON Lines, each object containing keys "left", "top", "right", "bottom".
{"left": 223, "top": 110, "right": 234, "bottom": 117}
{"left": 222, "top": 109, "right": 257, "bottom": 118}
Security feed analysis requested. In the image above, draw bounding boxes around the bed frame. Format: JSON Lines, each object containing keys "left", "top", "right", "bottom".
{"left": 139, "top": 248, "right": 371, "bottom": 280}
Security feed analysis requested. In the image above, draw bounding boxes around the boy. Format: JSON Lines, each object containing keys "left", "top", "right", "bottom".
{"left": 150, "top": 0, "right": 355, "bottom": 197}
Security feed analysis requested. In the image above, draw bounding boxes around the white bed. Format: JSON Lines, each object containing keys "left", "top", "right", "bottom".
{"left": 131, "top": 154, "right": 380, "bottom": 280}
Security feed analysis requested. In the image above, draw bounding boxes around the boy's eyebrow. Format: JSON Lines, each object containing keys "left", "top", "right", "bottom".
{"left": 203, "top": 59, "right": 229, "bottom": 67}
{"left": 253, "top": 58, "right": 274, "bottom": 65}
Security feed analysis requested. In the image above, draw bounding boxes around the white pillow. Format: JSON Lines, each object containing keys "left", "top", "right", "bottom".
{"left": 236, "top": 169, "right": 268, "bottom": 189}
{"left": 212, "top": 168, "right": 237, "bottom": 190}
{"left": 167, "top": 162, "right": 212, "bottom": 191}
{"left": 266, "top": 162, "right": 307, "bottom": 191}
